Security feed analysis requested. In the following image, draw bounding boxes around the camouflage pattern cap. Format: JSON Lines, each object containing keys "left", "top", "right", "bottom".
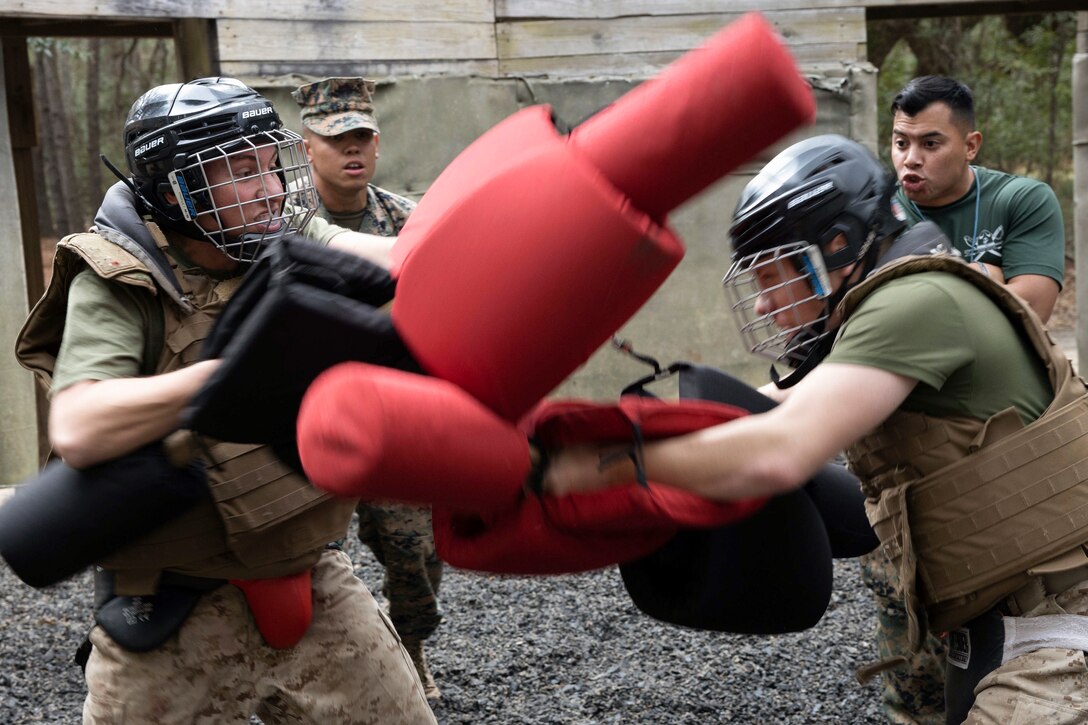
{"left": 292, "top": 77, "right": 380, "bottom": 136}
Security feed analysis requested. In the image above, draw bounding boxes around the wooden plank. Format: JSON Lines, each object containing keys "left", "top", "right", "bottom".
{"left": 218, "top": 19, "right": 497, "bottom": 62}
{"left": 0, "top": 0, "right": 494, "bottom": 22}
{"left": 222, "top": 0, "right": 495, "bottom": 21}
{"left": 4, "top": 18, "right": 174, "bottom": 37}
{"left": 1, "top": 36, "right": 49, "bottom": 466}
{"left": 4, "top": 0, "right": 1081, "bottom": 23}
{"left": 223, "top": 60, "right": 502, "bottom": 86}
{"left": 498, "top": 0, "right": 866, "bottom": 18}
{"left": 497, "top": 43, "right": 863, "bottom": 78}
{"left": 497, "top": 9, "right": 864, "bottom": 60}
{"left": 499, "top": 0, "right": 1087, "bottom": 17}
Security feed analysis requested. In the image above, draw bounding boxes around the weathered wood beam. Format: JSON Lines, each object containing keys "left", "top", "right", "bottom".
{"left": 497, "top": 9, "right": 864, "bottom": 60}
{"left": 173, "top": 18, "right": 218, "bottom": 79}
{"left": 2, "top": 18, "right": 173, "bottom": 38}
{"left": 867, "top": 1, "right": 1084, "bottom": 20}
{"left": 0, "top": 0, "right": 494, "bottom": 22}
{"left": 218, "top": 19, "right": 497, "bottom": 63}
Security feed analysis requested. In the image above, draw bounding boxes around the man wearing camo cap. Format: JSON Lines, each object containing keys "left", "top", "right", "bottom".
{"left": 292, "top": 77, "right": 417, "bottom": 236}
{"left": 292, "top": 77, "right": 444, "bottom": 702}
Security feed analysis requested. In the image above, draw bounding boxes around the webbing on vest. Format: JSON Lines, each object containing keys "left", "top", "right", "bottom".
{"left": 114, "top": 249, "right": 353, "bottom": 587}
{"left": 840, "top": 254, "right": 1088, "bottom": 649}
{"left": 15, "top": 228, "right": 356, "bottom": 593}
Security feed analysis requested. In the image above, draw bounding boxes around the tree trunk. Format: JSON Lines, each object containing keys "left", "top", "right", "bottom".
{"left": 30, "top": 144, "right": 54, "bottom": 240}
{"left": 86, "top": 39, "right": 103, "bottom": 214}
{"left": 41, "top": 43, "right": 83, "bottom": 232}
{"left": 113, "top": 39, "right": 139, "bottom": 120}
{"left": 32, "top": 44, "right": 66, "bottom": 237}
{"left": 1043, "top": 16, "right": 1072, "bottom": 188}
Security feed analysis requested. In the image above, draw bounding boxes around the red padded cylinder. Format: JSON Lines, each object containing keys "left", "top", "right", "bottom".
{"left": 392, "top": 106, "right": 684, "bottom": 422}
{"left": 389, "top": 12, "right": 813, "bottom": 424}
{"left": 570, "top": 12, "right": 815, "bottom": 222}
{"left": 230, "top": 570, "right": 312, "bottom": 649}
{"left": 297, "top": 362, "right": 531, "bottom": 510}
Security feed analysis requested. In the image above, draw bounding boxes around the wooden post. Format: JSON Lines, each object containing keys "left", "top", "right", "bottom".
{"left": 174, "top": 19, "right": 219, "bottom": 80}
{"left": 1074, "top": 12, "right": 1087, "bottom": 369}
{"left": 0, "top": 37, "right": 41, "bottom": 483}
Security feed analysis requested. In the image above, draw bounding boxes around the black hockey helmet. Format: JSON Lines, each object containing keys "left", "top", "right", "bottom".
{"left": 120, "top": 77, "right": 317, "bottom": 262}
{"left": 722, "top": 135, "right": 902, "bottom": 385}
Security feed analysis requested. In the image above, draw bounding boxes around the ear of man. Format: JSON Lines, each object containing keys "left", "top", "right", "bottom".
{"left": 964, "top": 129, "right": 982, "bottom": 162}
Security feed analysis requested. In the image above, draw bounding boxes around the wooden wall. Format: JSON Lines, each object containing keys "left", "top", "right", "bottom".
{"left": 1, "top": 1, "right": 877, "bottom": 86}
{"left": 11, "top": 0, "right": 1079, "bottom": 86}
{"left": 3, "top": 0, "right": 1079, "bottom": 88}
{"left": 220, "top": 3, "right": 868, "bottom": 86}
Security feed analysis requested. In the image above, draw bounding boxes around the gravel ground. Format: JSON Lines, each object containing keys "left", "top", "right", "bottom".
{"left": 0, "top": 516, "right": 885, "bottom": 724}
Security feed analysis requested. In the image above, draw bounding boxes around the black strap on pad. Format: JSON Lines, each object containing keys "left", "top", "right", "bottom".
{"left": 944, "top": 607, "right": 1005, "bottom": 724}
{"left": 676, "top": 362, "right": 876, "bottom": 557}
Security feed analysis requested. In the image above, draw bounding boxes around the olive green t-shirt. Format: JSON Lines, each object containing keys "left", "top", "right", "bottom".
{"left": 297, "top": 209, "right": 351, "bottom": 246}
{"left": 52, "top": 217, "right": 337, "bottom": 394}
{"left": 825, "top": 271, "right": 1051, "bottom": 424}
{"left": 51, "top": 269, "right": 161, "bottom": 393}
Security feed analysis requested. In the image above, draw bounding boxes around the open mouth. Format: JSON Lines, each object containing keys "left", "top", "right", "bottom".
{"left": 900, "top": 173, "right": 925, "bottom": 192}
{"left": 247, "top": 211, "right": 283, "bottom": 234}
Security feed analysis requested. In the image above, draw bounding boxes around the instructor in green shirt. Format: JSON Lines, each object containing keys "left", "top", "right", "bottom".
{"left": 865, "top": 74, "right": 1069, "bottom": 724}
{"left": 890, "top": 74, "right": 1065, "bottom": 323}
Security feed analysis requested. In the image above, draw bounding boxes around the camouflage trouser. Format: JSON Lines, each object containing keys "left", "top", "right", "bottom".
{"left": 966, "top": 579, "right": 1088, "bottom": 724}
{"left": 859, "top": 549, "right": 946, "bottom": 725}
{"left": 356, "top": 502, "right": 443, "bottom": 644}
{"left": 82, "top": 550, "right": 436, "bottom": 724}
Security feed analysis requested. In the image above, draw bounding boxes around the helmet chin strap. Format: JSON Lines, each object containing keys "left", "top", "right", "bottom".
{"left": 230, "top": 227, "right": 287, "bottom": 263}
{"left": 769, "top": 327, "right": 832, "bottom": 389}
{"left": 166, "top": 211, "right": 284, "bottom": 265}
{"left": 101, "top": 154, "right": 159, "bottom": 213}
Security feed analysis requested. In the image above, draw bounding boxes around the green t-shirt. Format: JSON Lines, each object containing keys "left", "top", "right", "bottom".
{"left": 52, "top": 222, "right": 338, "bottom": 394}
{"left": 298, "top": 208, "right": 350, "bottom": 245}
{"left": 314, "top": 184, "right": 416, "bottom": 237}
{"left": 52, "top": 268, "right": 162, "bottom": 393}
{"left": 825, "top": 272, "right": 1051, "bottom": 424}
{"left": 894, "top": 166, "right": 1065, "bottom": 286}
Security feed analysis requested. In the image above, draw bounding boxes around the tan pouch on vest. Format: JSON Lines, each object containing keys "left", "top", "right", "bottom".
{"left": 867, "top": 392, "right": 1088, "bottom": 639}
{"left": 842, "top": 255, "right": 1088, "bottom": 660}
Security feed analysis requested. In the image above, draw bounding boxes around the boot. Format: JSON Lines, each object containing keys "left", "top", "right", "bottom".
{"left": 403, "top": 638, "right": 440, "bottom": 702}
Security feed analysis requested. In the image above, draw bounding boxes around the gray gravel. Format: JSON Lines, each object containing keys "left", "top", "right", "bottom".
{"left": 0, "top": 517, "right": 885, "bottom": 723}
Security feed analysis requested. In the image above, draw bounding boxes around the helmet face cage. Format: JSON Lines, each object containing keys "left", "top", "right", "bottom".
{"left": 722, "top": 241, "right": 833, "bottom": 366}
{"left": 722, "top": 135, "right": 904, "bottom": 374}
{"left": 167, "top": 128, "right": 318, "bottom": 263}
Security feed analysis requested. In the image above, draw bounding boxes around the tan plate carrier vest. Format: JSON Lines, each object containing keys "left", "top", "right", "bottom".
{"left": 837, "top": 254, "right": 1088, "bottom": 653}
{"left": 16, "top": 228, "right": 356, "bottom": 596}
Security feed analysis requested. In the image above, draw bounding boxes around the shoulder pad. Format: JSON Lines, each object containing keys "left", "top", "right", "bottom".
{"left": 58, "top": 233, "right": 153, "bottom": 284}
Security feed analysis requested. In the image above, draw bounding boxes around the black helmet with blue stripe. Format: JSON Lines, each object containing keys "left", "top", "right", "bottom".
{"left": 121, "top": 77, "right": 317, "bottom": 262}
